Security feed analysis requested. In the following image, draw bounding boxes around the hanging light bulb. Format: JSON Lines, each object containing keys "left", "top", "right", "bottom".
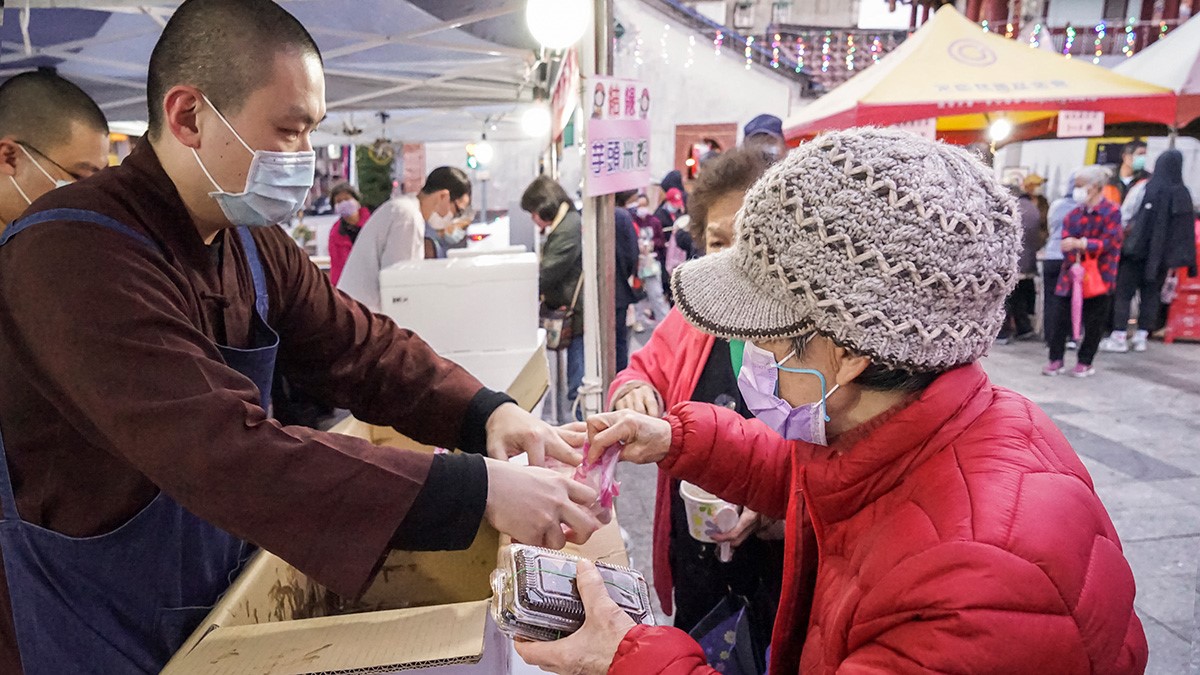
{"left": 525, "top": 0, "right": 589, "bottom": 50}
{"left": 521, "top": 106, "right": 551, "bottom": 138}
{"left": 474, "top": 140, "right": 495, "bottom": 165}
{"left": 988, "top": 118, "right": 1013, "bottom": 143}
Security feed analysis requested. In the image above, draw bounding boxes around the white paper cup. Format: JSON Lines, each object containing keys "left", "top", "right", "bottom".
{"left": 679, "top": 482, "right": 739, "bottom": 545}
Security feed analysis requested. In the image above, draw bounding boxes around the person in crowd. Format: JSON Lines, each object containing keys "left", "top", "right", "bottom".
{"left": 1043, "top": 171, "right": 1079, "bottom": 345}
{"left": 613, "top": 205, "right": 640, "bottom": 371}
{"left": 424, "top": 201, "right": 472, "bottom": 259}
{"left": 628, "top": 192, "right": 670, "bottom": 327}
{"left": 741, "top": 113, "right": 785, "bottom": 159}
{"left": 1103, "top": 139, "right": 1150, "bottom": 207}
{"left": 1045, "top": 165, "right": 1123, "bottom": 377}
{"left": 0, "top": 70, "right": 110, "bottom": 233}
{"left": 609, "top": 147, "right": 779, "bottom": 641}
{"left": 655, "top": 186, "right": 686, "bottom": 247}
{"left": 997, "top": 175, "right": 1045, "bottom": 343}
{"left": 337, "top": 166, "right": 471, "bottom": 311}
{"left": 523, "top": 176, "right": 585, "bottom": 423}
{"left": 326, "top": 182, "right": 368, "bottom": 285}
{"left": 1101, "top": 150, "right": 1198, "bottom": 353}
{"left": 0, "top": 3, "right": 598, "bottom": 672}
{"left": 519, "top": 127, "right": 1146, "bottom": 675}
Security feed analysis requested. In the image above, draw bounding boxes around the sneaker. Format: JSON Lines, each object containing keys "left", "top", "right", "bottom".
{"left": 1099, "top": 336, "right": 1129, "bottom": 353}
{"left": 1132, "top": 332, "right": 1148, "bottom": 353}
{"left": 1066, "top": 340, "right": 1078, "bottom": 351}
{"left": 1014, "top": 330, "right": 1038, "bottom": 342}
{"left": 1071, "top": 364, "right": 1096, "bottom": 378}
{"left": 1042, "top": 360, "right": 1065, "bottom": 376}
{"left": 995, "top": 336, "right": 1010, "bottom": 345}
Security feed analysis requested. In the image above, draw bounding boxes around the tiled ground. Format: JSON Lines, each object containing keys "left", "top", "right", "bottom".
{"left": 613, "top": 330, "right": 1200, "bottom": 673}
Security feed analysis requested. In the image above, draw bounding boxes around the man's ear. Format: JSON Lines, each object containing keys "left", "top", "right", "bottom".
{"left": 0, "top": 137, "right": 21, "bottom": 177}
{"left": 162, "top": 86, "right": 205, "bottom": 149}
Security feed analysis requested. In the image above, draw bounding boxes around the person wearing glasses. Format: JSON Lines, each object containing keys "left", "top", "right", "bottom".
{"left": 337, "top": 166, "right": 472, "bottom": 311}
{"left": 0, "top": 70, "right": 110, "bottom": 234}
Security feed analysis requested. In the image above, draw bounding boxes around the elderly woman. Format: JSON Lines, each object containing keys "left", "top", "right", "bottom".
{"left": 1045, "top": 165, "right": 1124, "bottom": 377}
{"left": 327, "top": 182, "right": 369, "bottom": 285}
{"left": 518, "top": 129, "right": 1146, "bottom": 674}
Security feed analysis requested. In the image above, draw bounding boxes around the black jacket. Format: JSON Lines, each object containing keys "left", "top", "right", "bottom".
{"left": 1124, "top": 150, "right": 1197, "bottom": 279}
{"left": 540, "top": 209, "right": 584, "bottom": 334}
{"left": 615, "top": 208, "right": 640, "bottom": 308}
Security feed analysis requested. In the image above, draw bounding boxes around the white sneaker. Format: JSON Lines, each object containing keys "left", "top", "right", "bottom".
{"left": 1132, "top": 335, "right": 1148, "bottom": 352}
{"left": 1099, "top": 336, "right": 1129, "bottom": 353}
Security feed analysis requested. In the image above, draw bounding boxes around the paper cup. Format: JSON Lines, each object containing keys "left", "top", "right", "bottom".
{"left": 679, "top": 482, "right": 739, "bottom": 544}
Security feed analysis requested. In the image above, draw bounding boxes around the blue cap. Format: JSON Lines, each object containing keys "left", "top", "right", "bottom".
{"left": 743, "top": 114, "right": 784, "bottom": 142}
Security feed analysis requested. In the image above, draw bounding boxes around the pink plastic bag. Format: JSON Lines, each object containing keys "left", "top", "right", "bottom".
{"left": 1070, "top": 262, "right": 1085, "bottom": 341}
{"left": 573, "top": 442, "right": 622, "bottom": 520}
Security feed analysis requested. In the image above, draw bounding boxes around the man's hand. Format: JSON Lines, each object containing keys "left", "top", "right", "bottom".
{"left": 611, "top": 382, "right": 662, "bottom": 417}
{"left": 514, "top": 560, "right": 636, "bottom": 674}
{"left": 586, "top": 410, "right": 672, "bottom": 465}
{"left": 486, "top": 403, "right": 582, "bottom": 467}
{"left": 484, "top": 459, "right": 601, "bottom": 549}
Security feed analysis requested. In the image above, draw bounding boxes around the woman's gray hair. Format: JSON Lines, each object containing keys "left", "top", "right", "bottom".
{"left": 1075, "top": 164, "right": 1111, "bottom": 188}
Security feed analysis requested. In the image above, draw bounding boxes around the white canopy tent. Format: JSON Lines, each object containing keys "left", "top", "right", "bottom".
{"left": 1112, "top": 14, "right": 1200, "bottom": 131}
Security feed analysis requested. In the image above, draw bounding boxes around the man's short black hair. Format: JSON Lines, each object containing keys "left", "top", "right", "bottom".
{"left": 1124, "top": 139, "right": 1147, "bottom": 156}
{"left": 520, "top": 176, "right": 573, "bottom": 222}
{"left": 146, "top": 0, "right": 322, "bottom": 140}
{"left": 614, "top": 189, "right": 639, "bottom": 206}
{"left": 421, "top": 166, "right": 472, "bottom": 201}
{"left": 0, "top": 70, "right": 108, "bottom": 150}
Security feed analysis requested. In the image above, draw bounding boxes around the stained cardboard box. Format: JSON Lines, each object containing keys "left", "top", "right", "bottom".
{"left": 164, "top": 342, "right": 629, "bottom": 674}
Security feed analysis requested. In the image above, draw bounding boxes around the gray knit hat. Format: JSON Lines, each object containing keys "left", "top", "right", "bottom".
{"left": 671, "top": 127, "right": 1020, "bottom": 372}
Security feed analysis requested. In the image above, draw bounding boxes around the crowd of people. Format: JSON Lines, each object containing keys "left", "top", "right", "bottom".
{"left": 1, "top": 1, "right": 1198, "bottom": 673}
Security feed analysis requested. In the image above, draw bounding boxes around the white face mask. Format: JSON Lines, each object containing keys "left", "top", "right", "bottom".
{"left": 191, "top": 94, "right": 315, "bottom": 228}
{"left": 1072, "top": 187, "right": 1089, "bottom": 203}
{"left": 9, "top": 144, "right": 72, "bottom": 206}
{"left": 427, "top": 211, "right": 453, "bottom": 231}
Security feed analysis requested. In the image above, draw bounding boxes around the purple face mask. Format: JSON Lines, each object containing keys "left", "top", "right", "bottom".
{"left": 736, "top": 341, "right": 839, "bottom": 445}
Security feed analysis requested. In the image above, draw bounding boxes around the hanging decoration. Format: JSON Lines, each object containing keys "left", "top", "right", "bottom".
{"left": 1063, "top": 24, "right": 1076, "bottom": 57}
{"left": 870, "top": 34, "right": 882, "bottom": 63}
{"left": 771, "top": 33, "right": 781, "bottom": 69}
{"left": 1028, "top": 22, "right": 1043, "bottom": 48}
{"left": 634, "top": 28, "right": 644, "bottom": 67}
{"left": 981, "top": 19, "right": 990, "bottom": 32}
{"left": 745, "top": 35, "right": 754, "bottom": 70}
{"left": 660, "top": 23, "right": 670, "bottom": 65}
{"left": 1160, "top": 21, "right": 1170, "bottom": 37}
{"left": 794, "top": 35, "right": 807, "bottom": 72}
{"left": 714, "top": 30, "right": 724, "bottom": 56}
{"left": 1005, "top": 22, "right": 1014, "bottom": 38}
{"left": 821, "top": 30, "right": 832, "bottom": 72}
{"left": 845, "top": 33, "right": 857, "bottom": 71}
{"left": 1122, "top": 17, "right": 1135, "bottom": 57}
{"left": 1092, "top": 21, "right": 1105, "bottom": 63}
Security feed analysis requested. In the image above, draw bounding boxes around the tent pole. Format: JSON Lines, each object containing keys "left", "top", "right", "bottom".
{"left": 1168, "top": 126, "right": 1178, "bottom": 149}
{"left": 578, "top": 0, "right": 616, "bottom": 420}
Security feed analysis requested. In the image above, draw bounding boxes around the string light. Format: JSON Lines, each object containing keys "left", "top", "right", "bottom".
{"left": 745, "top": 35, "right": 754, "bottom": 70}
{"left": 685, "top": 34, "right": 695, "bottom": 68}
{"left": 870, "top": 34, "right": 882, "bottom": 63}
{"left": 1063, "top": 24, "right": 1076, "bottom": 57}
{"left": 634, "top": 29, "right": 644, "bottom": 67}
{"left": 845, "top": 33, "right": 857, "bottom": 71}
{"left": 1093, "top": 21, "right": 1105, "bottom": 63}
{"left": 660, "top": 23, "right": 670, "bottom": 66}
{"left": 1122, "top": 17, "right": 1135, "bottom": 57}
{"left": 1028, "top": 23, "right": 1042, "bottom": 48}
{"left": 713, "top": 30, "right": 724, "bottom": 56}
{"left": 794, "top": 36, "right": 806, "bottom": 72}
{"left": 821, "top": 30, "right": 832, "bottom": 73}
{"left": 771, "top": 32, "right": 781, "bottom": 69}
{"left": 981, "top": 19, "right": 990, "bottom": 32}
{"left": 1005, "top": 22, "right": 1014, "bottom": 38}
{"left": 1160, "top": 21, "right": 1170, "bottom": 37}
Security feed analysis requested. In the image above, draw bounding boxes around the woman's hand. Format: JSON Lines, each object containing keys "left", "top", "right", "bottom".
{"left": 611, "top": 382, "right": 663, "bottom": 417}
{"left": 710, "top": 509, "right": 761, "bottom": 547}
{"left": 513, "top": 560, "right": 637, "bottom": 674}
{"left": 586, "top": 410, "right": 673, "bottom": 465}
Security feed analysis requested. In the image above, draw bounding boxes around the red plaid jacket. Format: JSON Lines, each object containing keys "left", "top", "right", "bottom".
{"left": 1055, "top": 199, "right": 1123, "bottom": 296}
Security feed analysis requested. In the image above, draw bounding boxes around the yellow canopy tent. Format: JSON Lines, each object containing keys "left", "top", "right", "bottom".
{"left": 784, "top": 5, "right": 1176, "bottom": 144}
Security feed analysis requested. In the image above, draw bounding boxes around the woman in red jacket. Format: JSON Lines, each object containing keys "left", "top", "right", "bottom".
{"left": 609, "top": 147, "right": 780, "bottom": 643}
{"left": 518, "top": 128, "right": 1147, "bottom": 675}
{"left": 327, "top": 182, "right": 370, "bottom": 285}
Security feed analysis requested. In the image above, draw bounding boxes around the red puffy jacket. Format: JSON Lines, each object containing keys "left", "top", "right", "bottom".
{"left": 610, "top": 363, "right": 1147, "bottom": 675}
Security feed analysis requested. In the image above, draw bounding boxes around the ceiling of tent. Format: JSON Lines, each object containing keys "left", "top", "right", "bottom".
{"left": 0, "top": 0, "right": 550, "bottom": 144}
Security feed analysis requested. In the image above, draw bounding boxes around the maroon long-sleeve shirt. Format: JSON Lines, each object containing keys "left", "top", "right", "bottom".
{"left": 0, "top": 142, "right": 503, "bottom": 672}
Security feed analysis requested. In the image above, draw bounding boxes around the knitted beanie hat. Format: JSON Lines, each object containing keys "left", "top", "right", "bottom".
{"left": 671, "top": 127, "right": 1021, "bottom": 372}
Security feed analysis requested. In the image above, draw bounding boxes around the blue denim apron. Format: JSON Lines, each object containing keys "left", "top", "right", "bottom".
{"left": 0, "top": 209, "right": 278, "bottom": 674}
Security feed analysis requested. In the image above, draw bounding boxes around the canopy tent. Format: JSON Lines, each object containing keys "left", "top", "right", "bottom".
{"left": 783, "top": 5, "right": 1176, "bottom": 144}
{"left": 0, "top": 0, "right": 549, "bottom": 144}
{"left": 1113, "top": 14, "right": 1200, "bottom": 129}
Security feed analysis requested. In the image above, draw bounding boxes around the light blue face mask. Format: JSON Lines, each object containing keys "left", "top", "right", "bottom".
{"left": 191, "top": 94, "right": 316, "bottom": 228}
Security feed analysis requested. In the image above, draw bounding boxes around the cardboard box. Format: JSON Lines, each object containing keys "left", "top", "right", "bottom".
{"left": 164, "top": 343, "right": 628, "bottom": 674}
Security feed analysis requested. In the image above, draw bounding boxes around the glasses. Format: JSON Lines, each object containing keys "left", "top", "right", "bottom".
{"left": 454, "top": 204, "right": 477, "bottom": 223}
{"left": 17, "top": 141, "right": 85, "bottom": 182}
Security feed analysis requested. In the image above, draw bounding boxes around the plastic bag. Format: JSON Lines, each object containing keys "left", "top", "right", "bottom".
{"left": 572, "top": 442, "right": 622, "bottom": 520}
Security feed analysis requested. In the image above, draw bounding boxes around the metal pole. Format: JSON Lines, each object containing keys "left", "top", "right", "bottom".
{"left": 1168, "top": 127, "right": 1178, "bottom": 150}
{"left": 578, "top": 0, "right": 616, "bottom": 418}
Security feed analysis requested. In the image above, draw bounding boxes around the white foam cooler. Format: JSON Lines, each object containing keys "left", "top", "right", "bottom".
{"left": 379, "top": 252, "right": 539, "bottom": 355}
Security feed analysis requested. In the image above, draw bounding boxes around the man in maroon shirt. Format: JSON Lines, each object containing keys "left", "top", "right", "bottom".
{"left": 0, "top": 1, "right": 598, "bottom": 673}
